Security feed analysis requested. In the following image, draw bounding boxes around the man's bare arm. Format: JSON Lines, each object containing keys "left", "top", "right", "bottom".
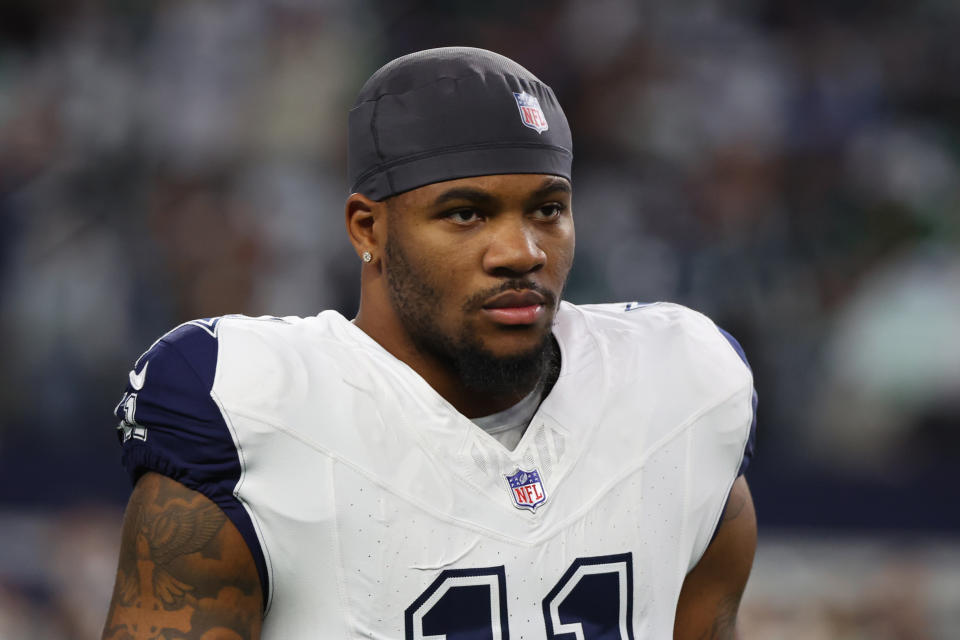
{"left": 674, "top": 476, "right": 757, "bottom": 640}
{"left": 102, "top": 471, "right": 263, "bottom": 640}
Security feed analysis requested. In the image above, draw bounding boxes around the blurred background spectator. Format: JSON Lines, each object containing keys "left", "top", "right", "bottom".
{"left": 1, "top": 0, "right": 957, "bottom": 637}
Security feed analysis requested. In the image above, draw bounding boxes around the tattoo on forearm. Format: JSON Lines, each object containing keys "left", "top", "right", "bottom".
{"left": 103, "top": 476, "right": 262, "bottom": 640}
{"left": 698, "top": 593, "right": 741, "bottom": 640}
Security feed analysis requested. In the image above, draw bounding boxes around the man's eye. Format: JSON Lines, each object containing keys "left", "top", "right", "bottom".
{"left": 446, "top": 209, "right": 481, "bottom": 223}
{"left": 536, "top": 203, "right": 566, "bottom": 219}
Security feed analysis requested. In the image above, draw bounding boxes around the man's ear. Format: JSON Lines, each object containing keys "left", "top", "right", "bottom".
{"left": 345, "top": 192, "right": 383, "bottom": 261}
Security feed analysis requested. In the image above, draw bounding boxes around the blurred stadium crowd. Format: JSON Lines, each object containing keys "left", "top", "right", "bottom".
{"left": 1, "top": 0, "right": 958, "bottom": 637}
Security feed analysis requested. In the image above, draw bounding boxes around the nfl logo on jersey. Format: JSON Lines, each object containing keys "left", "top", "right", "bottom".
{"left": 513, "top": 92, "right": 549, "bottom": 133}
{"left": 505, "top": 468, "right": 547, "bottom": 511}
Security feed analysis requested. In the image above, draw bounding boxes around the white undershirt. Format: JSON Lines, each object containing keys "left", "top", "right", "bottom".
{"left": 470, "top": 379, "right": 545, "bottom": 450}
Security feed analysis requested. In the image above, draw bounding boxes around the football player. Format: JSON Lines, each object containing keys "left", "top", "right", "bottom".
{"left": 103, "top": 47, "right": 757, "bottom": 640}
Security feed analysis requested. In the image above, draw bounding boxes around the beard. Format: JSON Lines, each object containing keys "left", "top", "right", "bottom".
{"left": 383, "top": 233, "right": 559, "bottom": 396}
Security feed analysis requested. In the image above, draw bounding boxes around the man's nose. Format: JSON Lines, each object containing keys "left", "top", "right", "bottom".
{"left": 482, "top": 217, "right": 547, "bottom": 276}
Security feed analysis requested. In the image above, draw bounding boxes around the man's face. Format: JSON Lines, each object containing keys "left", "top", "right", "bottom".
{"left": 382, "top": 173, "right": 575, "bottom": 394}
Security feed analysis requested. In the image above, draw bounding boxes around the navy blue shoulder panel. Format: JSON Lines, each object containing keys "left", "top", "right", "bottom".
{"left": 114, "top": 318, "right": 269, "bottom": 605}
{"left": 716, "top": 327, "right": 757, "bottom": 477}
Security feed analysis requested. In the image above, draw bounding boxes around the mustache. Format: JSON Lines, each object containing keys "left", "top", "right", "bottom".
{"left": 463, "top": 279, "right": 557, "bottom": 312}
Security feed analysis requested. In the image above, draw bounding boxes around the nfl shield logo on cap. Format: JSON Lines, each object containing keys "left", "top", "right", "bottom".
{"left": 513, "top": 92, "right": 549, "bottom": 134}
{"left": 505, "top": 468, "right": 547, "bottom": 511}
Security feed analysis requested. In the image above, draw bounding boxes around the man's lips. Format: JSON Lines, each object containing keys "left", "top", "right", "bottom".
{"left": 481, "top": 290, "right": 547, "bottom": 325}
{"left": 483, "top": 290, "right": 546, "bottom": 309}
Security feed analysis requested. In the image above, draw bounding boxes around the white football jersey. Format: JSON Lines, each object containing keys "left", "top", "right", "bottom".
{"left": 115, "top": 301, "right": 756, "bottom": 639}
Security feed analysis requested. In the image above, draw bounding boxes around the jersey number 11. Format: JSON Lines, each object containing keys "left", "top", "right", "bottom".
{"left": 405, "top": 553, "right": 634, "bottom": 639}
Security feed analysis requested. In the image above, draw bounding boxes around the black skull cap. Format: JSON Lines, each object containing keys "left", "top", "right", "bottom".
{"left": 348, "top": 47, "right": 572, "bottom": 200}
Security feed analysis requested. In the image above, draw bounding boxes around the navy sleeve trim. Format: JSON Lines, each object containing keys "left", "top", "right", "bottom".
{"left": 706, "top": 327, "right": 759, "bottom": 549}
{"left": 114, "top": 320, "right": 270, "bottom": 609}
{"left": 716, "top": 328, "right": 757, "bottom": 477}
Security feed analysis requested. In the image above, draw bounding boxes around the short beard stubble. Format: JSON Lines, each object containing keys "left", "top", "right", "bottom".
{"left": 383, "top": 232, "right": 559, "bottom": 398}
